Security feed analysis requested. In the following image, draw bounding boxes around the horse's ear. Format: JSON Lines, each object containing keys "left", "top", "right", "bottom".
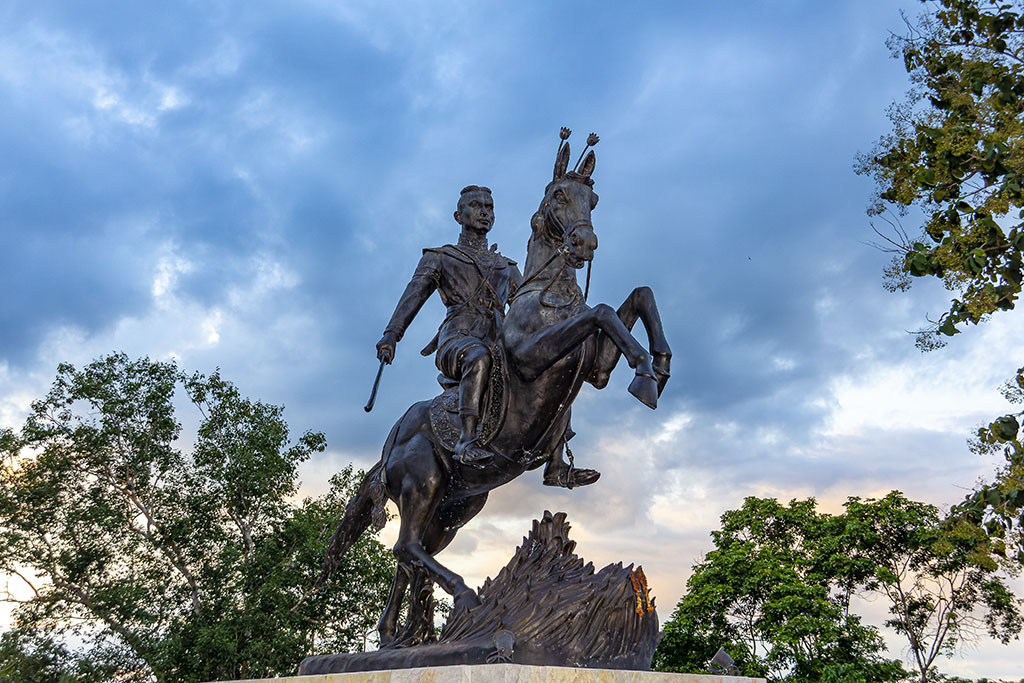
{"left": 579, "top": 150, "right": 596, "bottom": 178}
{"left": 553, "top": 142, "right": 570, "bottom": 180}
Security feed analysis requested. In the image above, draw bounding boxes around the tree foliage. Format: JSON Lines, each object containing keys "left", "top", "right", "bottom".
{"left": 655, "top": 494, "right": 1022, "bottom": 682}
{"left": 843, "top": 492, "right": 1022, "bottom": 683}
{"left": 0, "top": 630, "right": 121, "bottom": 682}
{"left": 653, "top": 497, "right": 906, "bottom": 682}
{"left": 857, "top": 0, "right": 1024, "bottom": 561}
{"left": 858, "top": 0, "right": 1024, "bottom": 334}
{"left": 0, "top": 353, "right": 394, "bottom": 681}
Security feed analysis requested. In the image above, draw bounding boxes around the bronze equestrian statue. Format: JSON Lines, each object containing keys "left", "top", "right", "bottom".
{"left": 374, "top": 184, "right": 598, "bottom": 485}
{"left": 317, "top": 129, "right": 672, "bottom": 649}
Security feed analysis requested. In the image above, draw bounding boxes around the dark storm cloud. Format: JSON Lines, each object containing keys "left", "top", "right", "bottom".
{"left": 0, "top": 0, "right": 930, "bottom": 468}
{"left": 0, "top": 0, "right": 402, "bottom": 362}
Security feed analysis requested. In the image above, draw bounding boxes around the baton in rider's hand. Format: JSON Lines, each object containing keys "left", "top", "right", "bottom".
{"left": 365, "top": 332, "right": 397, "bottom": 412}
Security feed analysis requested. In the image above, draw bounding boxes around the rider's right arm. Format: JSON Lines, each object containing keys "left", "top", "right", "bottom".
{"left": 383, "top": 251, "right": 442, "bottom": 342}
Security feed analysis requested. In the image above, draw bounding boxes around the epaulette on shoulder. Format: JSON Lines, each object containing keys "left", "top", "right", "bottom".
{"left": 487, "top": 252, "right": 518, "bottom": 268}
{"left": 424, "top": 244, "right": 474, "bottom": 264}
{"left": 424, "top": 244, "right": 517, "bottom": 267}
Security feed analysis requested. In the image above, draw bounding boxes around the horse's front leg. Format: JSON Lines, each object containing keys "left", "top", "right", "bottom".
{"left": 590, "top": 286, "right": 672, "bottom": 396}
{"left": 511, "top": 303, "right": 659, "bottom": 408}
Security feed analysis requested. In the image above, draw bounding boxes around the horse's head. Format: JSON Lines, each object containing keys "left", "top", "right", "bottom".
{"left": 529, "top": 130, "right": 599, "bottom": 269}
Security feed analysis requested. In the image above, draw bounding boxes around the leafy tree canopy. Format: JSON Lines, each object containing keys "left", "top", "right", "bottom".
{"left": 0, "top": 353, "right": 394, "bottom": 682}
{"left": 655, "top": 493, "right": 1022, "bottom": 682}
{"left": 653, "top": 497, "right": 906, "bottom": 682}
{"left": 858, "top": 0, "right": 1024, "bottom": 336}
{"left": 842, "top": 491, "right": 1022, "bottom": 683}
{"left": 857, "top": 0, "right": 1024, "bottom": 562}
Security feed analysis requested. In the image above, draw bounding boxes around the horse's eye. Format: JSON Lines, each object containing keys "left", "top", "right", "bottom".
{"left": 555, "top": 191, "right": 567, "bottom": 204}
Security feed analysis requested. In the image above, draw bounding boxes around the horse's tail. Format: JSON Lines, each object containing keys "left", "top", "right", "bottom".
{"left": 315, "top": 425, "right": 397, "bottom": 587}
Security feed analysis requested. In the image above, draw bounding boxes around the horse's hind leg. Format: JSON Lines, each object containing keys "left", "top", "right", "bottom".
{"left": 377, "top": 566, "right": 410, "bottom": 648}
{"left": 391, "top": 441, "right": 481, "bottom": 614}
{"left": 589, "top": 286, "right": 672, "bottom": 395}
{"left": 389, "top": 567, "right": 435, "bottom": 647}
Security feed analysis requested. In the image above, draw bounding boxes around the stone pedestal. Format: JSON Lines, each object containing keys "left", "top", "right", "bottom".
{"left": 224, "top": 663, "right": 764, "bottom": 683}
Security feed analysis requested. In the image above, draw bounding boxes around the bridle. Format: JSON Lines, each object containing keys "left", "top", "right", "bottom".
{"left": 510, "top": 191, "right": 594, "bottom": 308}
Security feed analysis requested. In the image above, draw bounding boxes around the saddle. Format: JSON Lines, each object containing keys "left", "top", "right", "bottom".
{"left": 428, "top": 344, "right": 508, "bottom": 453}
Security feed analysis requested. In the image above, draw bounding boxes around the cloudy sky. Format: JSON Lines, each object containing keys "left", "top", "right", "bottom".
{"left": 3, "top": 0, "right": 1023, "bottom": 677}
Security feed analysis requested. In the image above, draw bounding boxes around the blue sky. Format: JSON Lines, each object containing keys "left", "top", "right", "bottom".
{"left": 2, "top": 0, "right": 1023, "bottom": 676}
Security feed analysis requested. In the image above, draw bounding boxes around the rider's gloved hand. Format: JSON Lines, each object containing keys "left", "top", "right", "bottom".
{"left": 376, "top": 331, "right": 398, "bottom": 364}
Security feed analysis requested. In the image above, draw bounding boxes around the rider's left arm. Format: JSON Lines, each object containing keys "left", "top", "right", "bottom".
{"left": 507, "top": 263, "right": 524, "bottom": 307}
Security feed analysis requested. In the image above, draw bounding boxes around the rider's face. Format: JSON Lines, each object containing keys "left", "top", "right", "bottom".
{"left": 456, "top": 191, "right": 494, "bottom": 234}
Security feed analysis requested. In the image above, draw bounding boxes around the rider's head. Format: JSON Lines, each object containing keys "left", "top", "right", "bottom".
{"left": 455, "top": 185, "right": 494, "bottom": 235}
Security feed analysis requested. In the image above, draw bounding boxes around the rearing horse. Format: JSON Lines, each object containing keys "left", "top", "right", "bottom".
{"left": 317, "top": 131, "right": 672, "bottom": 647}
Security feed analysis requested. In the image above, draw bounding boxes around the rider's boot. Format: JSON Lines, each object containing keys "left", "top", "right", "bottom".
{"left": 454, "top": 413, "right": 492, "bottom": 468}
{"left": 542, "top": 422, "right": 600, "bottom": 489}
{"left": 454, "top": 354, "right": 495, "bottom": 467}
{"left": 543, "top": 458, "right": 600, "bottom": 489}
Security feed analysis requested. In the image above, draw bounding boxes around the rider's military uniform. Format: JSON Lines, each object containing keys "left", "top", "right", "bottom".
{"left": 384, "top": 232, "right": 523, "bottom": 386}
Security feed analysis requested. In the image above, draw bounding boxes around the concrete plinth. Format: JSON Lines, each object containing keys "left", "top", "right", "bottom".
{"left": 223, "top": 663, "right": 764, "bottom": 683}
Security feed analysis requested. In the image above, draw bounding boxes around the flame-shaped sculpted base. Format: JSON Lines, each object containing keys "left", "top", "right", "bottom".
{"left": 299, "top": 512, "right": 661, "bottom": 674}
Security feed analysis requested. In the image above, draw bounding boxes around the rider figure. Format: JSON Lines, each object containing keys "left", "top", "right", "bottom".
{"left": 376, "top": 185, "right": 522, "bottom": 466}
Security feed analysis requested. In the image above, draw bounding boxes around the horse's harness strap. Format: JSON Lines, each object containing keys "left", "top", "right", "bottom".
{"left": 520, "top": 343, "right": 587, "bottom": 467}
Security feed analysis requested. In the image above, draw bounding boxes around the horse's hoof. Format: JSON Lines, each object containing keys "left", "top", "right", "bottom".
{"left": 655, "top": 372, "right": 670, "bottom": 397}
{"left": 653, "top": 352, "right": 671, "bottom": 396}
{"left": 628, "top": 373, "right": 659, "bottom": 409}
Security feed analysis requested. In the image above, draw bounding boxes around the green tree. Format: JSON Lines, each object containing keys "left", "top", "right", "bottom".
{"left": 842, "top": 491, "right": 1022, "bottom": 683}
{"left": 0, "top": 353, "right": 394, "bottom": 681}
{"left": 0, "top": 629, "right": 125, "bottom": 682}
{"left": 653, "top": 497, "right": 906, "bottom": 682}
{"left": 856, "top": 0, "right": 1024, "bottom": 557}
{"left": 656, "top": 493, "right": 1022, "bottom": 681}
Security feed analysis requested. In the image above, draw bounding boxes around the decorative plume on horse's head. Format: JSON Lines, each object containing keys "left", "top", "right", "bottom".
{"left": 552, "top": 127, "right": 598, "bottom": 186}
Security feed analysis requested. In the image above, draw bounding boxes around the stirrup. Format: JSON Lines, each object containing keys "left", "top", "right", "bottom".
{"left": 543, "top": 439, "right": 599, "bottom": 488}
{"left": 454, "top": 438, "right": 493, "bottom": 468}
